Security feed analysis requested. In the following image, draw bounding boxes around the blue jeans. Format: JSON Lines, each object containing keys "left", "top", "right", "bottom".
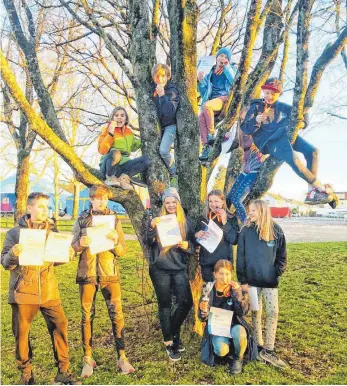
{"left": 265, "top": 135, "right": 318, "bottom": 184}
{"left": 226, "top": 171, "right": 258, "bottom": 223}
{"left": 212, "top": 324, "right": 247, "bottom": 360}
{"left": 159, "top": 125, "right": 176, "bottom": 176}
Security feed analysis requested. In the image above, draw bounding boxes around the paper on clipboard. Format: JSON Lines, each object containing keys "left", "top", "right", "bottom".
{"left": 208, "top": 307, "right": 234, "bottom": 338}
{"left": 156, "top": 214, "right": 182, "bottom": 248}
{"left": 197, "top": 219, "right": 223, "bottom": 253}
{"left": 197, "top": 56, "right": 216, "bottom": 77}
{"left": 19, "top": 229, "right": 46, "bottom": 266}
{"left": 44, "top": 232, "right": 73, "bottom": 263}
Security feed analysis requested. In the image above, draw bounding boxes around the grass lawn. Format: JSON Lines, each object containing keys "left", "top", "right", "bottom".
{"left": 1, "top": 236, "right": 347, "bottom": 385}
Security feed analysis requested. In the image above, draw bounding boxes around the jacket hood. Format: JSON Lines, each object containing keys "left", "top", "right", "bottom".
{"left": 18, "top": 214, "right": 55, "bottom": 227}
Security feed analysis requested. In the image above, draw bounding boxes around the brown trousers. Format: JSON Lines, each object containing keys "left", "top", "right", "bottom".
{"left": 11, "top": 303, "right": 69, "bottom": 373}
{"left": 79, "top": 283, "right": 125, "bottom": 357}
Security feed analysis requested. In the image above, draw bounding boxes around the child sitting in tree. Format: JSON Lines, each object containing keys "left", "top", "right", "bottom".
{"left": 198, "top": 47, "right": 237, "bottom": 161}
{"left": 98, "top": 106, "right": 151, "bottom": 190}
{"left": 152, "top": 64, "right": 180, "bottom": 188}
{"left": 241, "top": 78, "right": 337, "bottom": 207}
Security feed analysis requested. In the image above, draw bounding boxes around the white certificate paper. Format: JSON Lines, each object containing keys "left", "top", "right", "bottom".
{"left": 197, "top": 55, "right": 216, "bottom": 76}
{"left": 19, "top": 229, "right": 46, "bottom": 266}
{"left": 197, "top": 219, "right": 223, "bottom": 253}
{"left": 92, "top": 215, "right": 115, "bottom": 229}
{"left": 208, "top": 307, "right": 234, "bottom": 338}
{"left": 156, "top": 214, "right": 182, "bottom": 248}
{"left": 249, "top": 286, "right": 259, "bottom": 311}
{"left": 44, "top": 233, "right": 73, "bottom": 263}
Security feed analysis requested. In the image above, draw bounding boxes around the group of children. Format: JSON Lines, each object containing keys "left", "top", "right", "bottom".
{"left": 1, "top": 45, "right": 338, "bottom": 384}
{"left": 2, "top": 186, "right": 288, "bottom": 383}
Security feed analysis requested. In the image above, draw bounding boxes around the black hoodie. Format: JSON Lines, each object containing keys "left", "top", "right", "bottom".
{"left": 153, "top": 80, "right": 180, "bottom": 129}
{"left": 237, "top": 222, "right": 287, "bottom": 288}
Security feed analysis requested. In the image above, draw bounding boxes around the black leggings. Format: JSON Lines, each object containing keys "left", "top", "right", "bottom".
{"left": 149, "top": 265, "right": 193, "bottom": 342}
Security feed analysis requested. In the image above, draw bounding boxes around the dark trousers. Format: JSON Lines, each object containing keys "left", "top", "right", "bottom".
{"left": 266, "top": 135, "right": 318, "bottom": 184}
{"left": 149, "top": 265, "right": 193, "bottom": 342}
{"left": 79, "top": 283, "right": 125, "bottom": 357}
{"left": 105, "top": 151, "right": 151, "bottom": 178}
{"left": 11, "top": 303, "right": 69, "bottom": 374}
{"left": 226, "top": 171, "right": 258, "bottom": 223}
{"left": 201, "top": 265, "right": 215, "bottom": 283}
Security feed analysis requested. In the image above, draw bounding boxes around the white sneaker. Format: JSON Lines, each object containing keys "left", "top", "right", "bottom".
{"left": 117, "top": 356, "right": 135, "bottom": 374}
{"left": 81, "top": 356, "right": 96, "bottom": 378}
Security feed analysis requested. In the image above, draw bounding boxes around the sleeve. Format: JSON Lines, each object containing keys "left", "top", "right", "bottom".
{"left": 222, "top": 217, "right": 239, "bottom": 245}
{"left": 71, "top": 220, "right": 84, "bottom": 253}
{"left": 274, "top": 229, "right": 287, "bottom": 276}
{"left": 146, "top": 220, "right": 157, "bottom": 247}
{"left": 98, "top": 124, "right": 114, "bottom": 155}
{"left": 158, "top": 85, "right": 180, "bottom": 121}
{"left": 198, "top": 73, "right": 209, "bottom": 96}
{"left": 240, "top": 104, "right": 260, "bottom": 135}
{"left": 184, "top": 217, "right": 197, "bottom": 255}
{"left": 1, "top": 231, "right": 19, "bottom": 270}
{"left": 131, "top": 135, "right": 142, "bottom": 152}
{"left": 236, "top": 229, "right": 248, "bottom": 285}
{"left": 232, "top": 286, "right": 250, "bottom": 316}
{"left": 114, "top": 219, "right": 126, "bottom": 257}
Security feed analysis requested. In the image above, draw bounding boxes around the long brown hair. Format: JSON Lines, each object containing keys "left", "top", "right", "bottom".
{"left": 203, "top": 189, "right": 227, "bottom": 219}
{"left": 244, "top": 199, "right": 277, "bottom": 242}
{"left": 109, "top": 106, "right": 129, "bottom": 125}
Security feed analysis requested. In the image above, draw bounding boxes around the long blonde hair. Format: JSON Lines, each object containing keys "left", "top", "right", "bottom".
{"left": 244, "top": 199, "right": 277, "bottom": 242}
{"left": 159, "top": 199, "right": 187, "bottom": 251}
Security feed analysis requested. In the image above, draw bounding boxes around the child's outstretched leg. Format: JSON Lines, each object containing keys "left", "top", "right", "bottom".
{"left": 159, "top": 124, "right": 177, "bottom": 187}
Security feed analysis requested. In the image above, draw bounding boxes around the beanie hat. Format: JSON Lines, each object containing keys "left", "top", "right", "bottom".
{"left": 162, "top": 187, "right": 181, "bottom": 203}
{"left": 261, "top": 78, "right": 283, "bottom": 94}
{"left": 216, "top": 47, "right": 232, "bottom": 62}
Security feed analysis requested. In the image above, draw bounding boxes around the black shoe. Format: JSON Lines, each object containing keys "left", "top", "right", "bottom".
{"left": 199, "top": 145, "right": 210, "bottom": 161}
{"left": 165, "top": 344, "right": 181, "bottom": 362}
{"left": 54, "top": 370, "right": 82, "bottom": 385}
{"left": 20, "top": 371, "right": 35, "bottom": 385}
{"left": 173, "top": 336, "right": 185, "bottom": 352}
{"left": 228, "top": 358, "right": 243, "bottom": 375}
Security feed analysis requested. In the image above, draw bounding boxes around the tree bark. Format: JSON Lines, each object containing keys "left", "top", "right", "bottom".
{"left": 15, "top": 150, "right": 30, "bottom": 222}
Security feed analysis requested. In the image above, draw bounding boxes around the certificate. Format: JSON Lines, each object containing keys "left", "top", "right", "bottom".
{"left": 19, "top": 229, "right": 46, "bottom": 266}
{"left": 197, "top": 55, "right": 216, "bottom": 77}
{"left": 44, "top": 232, "right": 73, "bottom": 263}
{"left": 197, "top": 219, "right": 223, "bottom": 253}
{"left": 92, "top": 215, "right": 115, "bottom": 229}
{"left": 156, "top": 214, "right": 182, "bottom": 248}
{"left": 248, "top": 286, "right": 259, "bottom": 311}
{"left": 208, "top": 307, "right": 234, "bottom": 338}
{"left": 87, "top": 225, "right": 114, "bottom": 255}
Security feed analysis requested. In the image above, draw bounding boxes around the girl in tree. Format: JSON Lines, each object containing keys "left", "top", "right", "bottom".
{"left": 195, "top": 190, "right": 239, "bottom": 283}
{"left": 98, "top": 106, "right": 151, "bottom": 190}
{"left": 237, "top": 199, "right": 287, "bottom": 368}
{"left": 146, "top": 188, "right": 195, "bottom": 361}
{"left": 198, "top": 259, "right": 257, "bottom": 374}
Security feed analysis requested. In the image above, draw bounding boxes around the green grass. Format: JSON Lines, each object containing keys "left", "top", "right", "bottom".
{"left": 1, "top": 236, "right": 347, "bottom": 384}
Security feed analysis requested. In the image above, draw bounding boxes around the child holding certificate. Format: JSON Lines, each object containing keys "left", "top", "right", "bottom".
{"left": 237, "top": 199, "right": 287, "bottom": 368}
{"left": 195, "top": 190, "right": 239, "bottom": 282}
{"left": 146, "top": 188, "right": 195, "bottom": 362}
{"left": 1, "top": 193, "right": 80, "bottom": 385}
{"left": 198, "top": 260, "right": 257, "bottom": 374}
{"left": 71, "top": 185, "right": 134, "bottom": 377}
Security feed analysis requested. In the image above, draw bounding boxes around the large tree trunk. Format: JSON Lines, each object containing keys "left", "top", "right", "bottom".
{"left": 72, "top": 181, "right": 80, "bottom": 220}
{"left": 15, "top": 150, "right": 30, "bottom": 222}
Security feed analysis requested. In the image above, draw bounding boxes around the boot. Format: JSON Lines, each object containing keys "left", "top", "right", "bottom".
{"left": 119, "top": 174, "right": 134, "bottom": 190}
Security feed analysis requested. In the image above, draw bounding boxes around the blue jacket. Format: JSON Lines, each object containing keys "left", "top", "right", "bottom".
{"left": 153, "top": 80, "right": 180, "bottom": 129}
{"left": 198, "top": 64, "right": 237, "bottom": 107}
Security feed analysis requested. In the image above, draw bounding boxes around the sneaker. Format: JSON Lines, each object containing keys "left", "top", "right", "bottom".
{"left": 81, "top": 356, "right": 96, "bottom": 378}
{"left": 117, "top": 356, "right": 135, "bottom": 375}
{"left": 105, "top": 175, "right": 121, "bottom": 187}
{"left": 199, "top": 145, "right": 210, "bottom": 161}
{"left": 129, "top": 176, "right": 147, "bottom": 188}
{"left": 118, "top": 174, "right": 134, "bottom": 190}
{"left": 165, "top": 343, "right": 181, "bottom": 362}
{"left": 170, "top": 175, "right": 178, "bottom": 189}
{"left": 207, "top": 134, "right": 215, "bottom": 145}
{"left": 20, "top": 370, "right": 35, "bottom": 385}
{"left": 54, "top": 370, "right": 82, "bottom": 385}
{"left": 304, "top": 189, "right": 331, "bottom": 205}
{"left": 173, "top": 336, "right": 185, "bottom": 352}
{"left": 228, "top": 358, "right": 243, "bottom": 374}
{"left": 258, "top": 349, "right": 287, "bottom": 368}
